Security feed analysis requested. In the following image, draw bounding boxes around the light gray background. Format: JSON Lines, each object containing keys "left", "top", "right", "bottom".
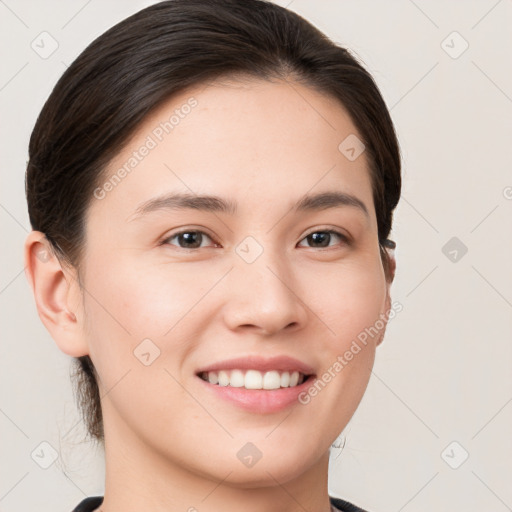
{"left": 1, "top": 1, "right": 511, "bottom": 511}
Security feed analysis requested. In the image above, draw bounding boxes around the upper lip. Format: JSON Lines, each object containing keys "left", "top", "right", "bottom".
{"left": 196, "top": 355, "right": 316, "bottom": 376}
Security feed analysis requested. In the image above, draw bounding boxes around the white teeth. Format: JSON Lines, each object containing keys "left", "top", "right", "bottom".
{"left": 245, "top": 369, "right": 263, "bottom": 389}
{"left": 200, "top": 369, "right": 306, "bottom": 389}
{"left": 218, "top": 370, "right": 229, "bottom": 386}
{"left": 229, "top": 369, "right": 245, "bottom": 387}
{"left": 263, "top": 370, "right": 281, "bottom": 389}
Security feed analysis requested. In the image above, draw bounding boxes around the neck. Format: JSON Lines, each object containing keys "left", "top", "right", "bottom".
{"left": 98, "top": 408, "right": 333, "bottom": 512}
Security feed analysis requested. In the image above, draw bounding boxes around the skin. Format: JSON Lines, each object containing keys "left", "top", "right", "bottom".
{"left": 25, "top": 76, "right": 396, "bottom": 512}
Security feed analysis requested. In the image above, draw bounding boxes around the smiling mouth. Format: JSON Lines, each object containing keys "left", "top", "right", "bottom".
{"left": 197, "top": 369, "right": 314, "bottom": 390}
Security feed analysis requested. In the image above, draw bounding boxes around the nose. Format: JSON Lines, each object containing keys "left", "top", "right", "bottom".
{"left": 222, "top": 249, "right": 308, "bottom": 336}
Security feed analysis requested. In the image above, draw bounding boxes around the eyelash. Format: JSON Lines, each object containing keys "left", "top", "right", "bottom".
{"left": 160, "top": 228, "right": 351, "bottom": 250}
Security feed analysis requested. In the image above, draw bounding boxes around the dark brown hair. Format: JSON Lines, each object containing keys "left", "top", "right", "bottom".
{"left": 26, "top": 0, "right": 401, "bottom": 444}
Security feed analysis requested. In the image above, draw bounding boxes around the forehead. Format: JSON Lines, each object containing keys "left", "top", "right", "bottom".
{"left": 88, "top": 76, "right": 375, "bottom": 225}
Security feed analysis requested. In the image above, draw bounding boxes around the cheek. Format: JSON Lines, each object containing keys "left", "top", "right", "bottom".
{"left": 83, "top": 248, "right": 387, "bottom": 346}
{"left": 310, "top": 257, "right": 387, "bottom": 352}
{"left": 83, "top": 255, "right": 209, "bottom": 339}
{"left": 80, "top": 253, "right": 226, "bottom": 391}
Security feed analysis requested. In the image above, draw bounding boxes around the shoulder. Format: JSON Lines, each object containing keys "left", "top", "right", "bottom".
{"left": 74, "top": 495, "right": 366, "bottom": 512}
{"left": 330, "top": 495, "right": 371, "bottom": 512}
{"left": 71, "top": 496, "right": 104, "bottom": 512}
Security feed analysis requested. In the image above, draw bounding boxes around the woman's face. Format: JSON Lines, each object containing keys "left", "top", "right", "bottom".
{"left": 74, "top": 77, "right": 393, "bottom": 485}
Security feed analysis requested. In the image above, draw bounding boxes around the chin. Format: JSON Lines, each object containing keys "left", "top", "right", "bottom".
{"left": 204, "top": 447, "right": 323, "bottom": 488}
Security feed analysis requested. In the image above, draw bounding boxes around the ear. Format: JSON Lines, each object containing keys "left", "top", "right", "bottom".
{"left": 24, "top": 231, "right": 89, "bottom": 357}
{"left": 376, "top": 245, "right": 396, "bottom": 347}
{"left": 386, "top": 245, "right": 396, "bottom": 283}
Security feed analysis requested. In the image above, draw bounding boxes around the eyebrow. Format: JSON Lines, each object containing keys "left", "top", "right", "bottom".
{"left": 130, "top": 191, "right": 370, "bottom": 221}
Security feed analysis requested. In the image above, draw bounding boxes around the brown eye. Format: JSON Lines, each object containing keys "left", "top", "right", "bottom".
{"left": 163, "top": 230, "right": 216, "bottom": 249}
{"left": 298, "top": 230, "right": 349, "bottom": 249}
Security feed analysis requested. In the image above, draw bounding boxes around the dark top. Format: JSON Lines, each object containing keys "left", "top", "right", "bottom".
{"left": 72, "top": 495, "right": 369, "bottom": 511}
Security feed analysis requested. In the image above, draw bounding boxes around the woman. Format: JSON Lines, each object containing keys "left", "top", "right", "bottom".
{"left": 24, "top": 1, "right": 401, "bottom": 511}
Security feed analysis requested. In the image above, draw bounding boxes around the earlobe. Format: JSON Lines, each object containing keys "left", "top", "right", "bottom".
{"left": 384, "top": 241, "right": 396, "bottom": 283}
{"left": 377, "top": 245, "right": 397, "bottom": 348}
{"left": 376, "top": 293, "right": 390, "bottom": 348}
{"left": 24, "top": 231, "right": 89, "bottom": 357}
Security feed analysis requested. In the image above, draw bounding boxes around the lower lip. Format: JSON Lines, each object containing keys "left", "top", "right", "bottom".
{"left": 196, "top": 375, "right": 315, "bottom": 414}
